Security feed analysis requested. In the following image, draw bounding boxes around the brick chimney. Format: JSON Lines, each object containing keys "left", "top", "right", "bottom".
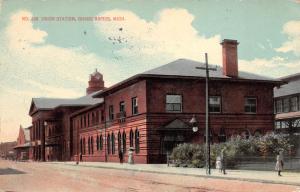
{"left": 86, "top": 69, "right": 105, "bottom": 95}
{"left": 221, "top": 39, "right": 239, "bottom": 77}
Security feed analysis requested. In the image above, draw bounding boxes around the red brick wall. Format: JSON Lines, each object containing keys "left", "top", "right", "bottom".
{"left": 145, "top": 78, "right": 275, "bottom": 163}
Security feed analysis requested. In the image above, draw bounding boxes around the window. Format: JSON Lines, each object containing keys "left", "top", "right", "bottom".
{"left": 96, "top": 135, "right": 99, "bottom": 151}
{"left": 291, "top": 97, "right": 298, "bottom": 112}
{"left": 276, "top": 100, "right": 283, "bottom": 113}
{"left": 109, "top": 105, "right": 114, "bottom": 120}
{"left": 99, "top": 135, "right": 103, "bottom": 150}
{"left": 91, "top": 137, "right": 94, "bottom": 154}
{"left": 88, "top": 137, "right": 91, "bottom": 154}
{"left": 111, "top": 133, "right": 115, "bottom": 154}
{"left": 283, "top": 98, "right": 289, "bottom": 112}
{"left": 132, "top": 97, "right": 138, "bottom": 115}
{"left": 107, "top": 134, "right": 111, "bottom": 154}
{"left": 166, "top": 95, "right": 182, "bottom": 112}
{"left": 129, "top": 129, "right": 134, "bottom": 147}
{"left": 120, "top": 101, "right": 125, "bottom": 113}
{"left": 118, "top": 132, "right": 122, "bottom": 152}
{"left": 122, "top": 132, "right": 126, "bottom": 153}
{"left": 275, "top": 121, "right": 281, "bottom": 129}
{"left": 83, "top": 138, "right": 86, "bottom": 154}
{"left": 209, "top": 96, "right": 221, "bottom": 113}
{"left": 80, "top": 138, "right": 83, "bottom": 154}
{"left": 135, "top": 129, "right": 140, "bottom": 153}
{"left": 101, "top": 110, "right": 104, "bottom": 122}
{"left": 245, "top": 97, "right": 257, "bottom": 113}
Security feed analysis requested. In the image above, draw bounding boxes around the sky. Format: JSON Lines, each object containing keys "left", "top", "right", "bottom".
{"left": 0, "top": 0, "right": 300, "bottom": 142}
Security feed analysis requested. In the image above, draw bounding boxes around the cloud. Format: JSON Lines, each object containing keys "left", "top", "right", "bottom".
{"left": 94, "top": 8, "right": 222, "bottom": 65}
{"left": 0, "top": 10, "right": 118, "bottom": 141}
{"left": 239, "top": 57, "right": 300, "bottom": 77}
{"left": 276, "top": 20, "right": 300, "bottom": 56}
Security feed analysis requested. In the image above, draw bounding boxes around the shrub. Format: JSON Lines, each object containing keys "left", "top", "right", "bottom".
{"left": 170, "top": 132, "right": 294, "bottom": 168}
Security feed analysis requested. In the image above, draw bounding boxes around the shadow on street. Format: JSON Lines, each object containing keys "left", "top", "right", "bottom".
{"left": 0, "top": 168, "right": 26, "bottom": 175}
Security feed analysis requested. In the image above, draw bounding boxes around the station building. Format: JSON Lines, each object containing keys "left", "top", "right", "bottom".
{"left": 14, "top": 125, "right": 31, "bottom": 160}
{"left": 28, "top": 39, "right": 281, "bottom": 163}
{"left": 274, "top": 73, "right": 300, "bottom": 135}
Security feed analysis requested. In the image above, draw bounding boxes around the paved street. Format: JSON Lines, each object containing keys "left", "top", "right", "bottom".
{"left": 0, "top": 160, "right": 299, "bottom": 192}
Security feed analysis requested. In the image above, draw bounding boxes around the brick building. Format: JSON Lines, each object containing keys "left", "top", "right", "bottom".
{"left": 14, "top": 125, "right": 31, "bottom": 160}
{"left": 274, "top": 73, "right": 300, "bottom": 134}
{"left": 28, "top": 70, "right": 104, "bottom": 161}
{"left": 28, "top": 39, "right": 281, "bottom": 163}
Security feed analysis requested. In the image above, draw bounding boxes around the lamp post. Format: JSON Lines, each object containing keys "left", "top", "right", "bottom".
{"left": 191, "top": 53, "right": 216, "bottom": 175}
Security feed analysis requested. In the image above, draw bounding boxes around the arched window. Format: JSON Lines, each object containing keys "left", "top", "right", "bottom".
{"left": 130, "top": 129, "right": 134, "bottom": 147}
{"left": 111, "top": 133, "right": 115, "bottom": 154}
{"left": 83, "top": 138, "right": 86, "bottom": 154}
{"left": 118, "top": 132, "right": 122, "bottom": 152}
{"left": 96, "top": 135, "right": 99, "bottom": 151}
{"left": 91, "top": 136, "right": 94, "bottom": 154}
{"left": 122, "top": 132, "right": 126, "bottom": 153}
{"left": 88, "top": 137, "right": 91, "bottom": 154}
{"left": 99, "top": 135, "right": 103, "bottom": 150}
{"left": 135, "top": 129, "right": 140, "bottom": 153}
{"left": 80, "top": 138, "right": 83, "bottom": 154}
{"left": 107, "top": 134, "right": 111, "bottom": 154}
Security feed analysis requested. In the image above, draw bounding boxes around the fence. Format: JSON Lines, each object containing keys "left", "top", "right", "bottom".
{"left": 229, "top": 156, "right": 300, "bottom": 171}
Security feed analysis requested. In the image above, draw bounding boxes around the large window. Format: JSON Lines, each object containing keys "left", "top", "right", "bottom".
{"left": 111, "top": 133, "right": 115, "bottom": 154}
{"left": 109, "top": 105, "right": 114, "bottom": 121}
{"left": 276, "top": 100, "right": 283, "bottom": 113}
{"left": 96, "top": 135, "right": 99, "bottom": 151}
{"left": 122, "top": 132, "right": 126, "bottom": 153}
{"left": 129, "top": 129, "right": 134, "bottom": 147}
{"left": 245, "top": 97, "right": 257, "bottom": 113}
{"left": 107, "top": 134, "right": 111, "bottom": 154}
{"left": 99, "top": 135, "right": 103, "bottom": 150}
{"left": 132, "top": 97, "right": 138, "bottom": 115}
{"left": 166, "top": 94, "right": 182, "bottom": 112}
{"left": 118, "top": 132, "right": 122, "bottom": 152}
{"left": 209, "top": 96, "right": 221, "bottom": 113}
{"left": 91, "top": 137, "right": 94, "bottom": 154}
{"left": 291, "top": 97, "right": 298, "bottom": 112}
{"left": 135, "top": 129, "right": 140, "bottom": 153}
{"left": 283, "top": 98, "right": 289, "bottom": 112}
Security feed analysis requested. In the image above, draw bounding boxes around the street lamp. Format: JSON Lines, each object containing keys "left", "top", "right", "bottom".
{"left": 189, "top": 115, "right": 198, "bottom": 133}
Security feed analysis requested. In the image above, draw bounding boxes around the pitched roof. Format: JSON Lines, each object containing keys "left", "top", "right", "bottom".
{"left": 274, "top": 73, "right": 300, "bottom": 98}
{"left": 94, "top": 58, "right": 281, "bottom": 97}
{"left": 30, "top": 90, "right": 103, "bottom": 114}
{"left": 142, "top": 59, "right": 277, "bottom": 81}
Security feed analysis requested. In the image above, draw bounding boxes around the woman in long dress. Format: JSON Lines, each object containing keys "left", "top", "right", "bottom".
{"left": 275, "top": 152, "right": 283, "bottom": 176}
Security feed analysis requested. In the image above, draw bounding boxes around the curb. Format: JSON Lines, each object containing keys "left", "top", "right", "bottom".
{"left": 49, "top": 162, "right": 300, "bottom": 187}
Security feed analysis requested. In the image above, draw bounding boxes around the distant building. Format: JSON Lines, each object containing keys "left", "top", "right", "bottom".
{"left": 28, "top": 70, "right": 104, "bottom": 161}
{"left": 14, "top": 125, "right": 31, "bottom": 160}
{"left": 274, "top": 73, "right": 300, "bottom": 135}
{"left": 0, "top": 141, "right": 17, "bottom": 159}
{"left": 28, "top": 39, "right": 282, "bottom": 163}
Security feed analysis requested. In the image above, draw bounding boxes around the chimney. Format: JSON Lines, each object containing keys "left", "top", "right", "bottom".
{"left": 221, "top": 39, "right": 239, "bottom": 77}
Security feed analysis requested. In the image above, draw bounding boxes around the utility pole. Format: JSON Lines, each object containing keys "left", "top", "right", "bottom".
{"left": 196, "top": 53, "right": 216, "bottom": 175}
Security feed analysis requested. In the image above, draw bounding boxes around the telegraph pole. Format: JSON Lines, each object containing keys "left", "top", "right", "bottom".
{"left": 196, "top": 53, "right": 216, "bottom": 175}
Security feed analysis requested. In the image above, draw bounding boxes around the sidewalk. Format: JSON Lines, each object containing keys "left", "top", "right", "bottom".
{"left": 48, "top": 161, "right": 300, "bottom": 186}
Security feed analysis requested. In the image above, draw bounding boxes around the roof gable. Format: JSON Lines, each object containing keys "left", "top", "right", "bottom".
{"left": 163, "top": 118, "right": 190, "bottom": 130}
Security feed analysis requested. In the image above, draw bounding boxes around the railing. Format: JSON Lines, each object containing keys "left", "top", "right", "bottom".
{"left": 228, "top": 156, "right": 300, "bottom": 171}
{"left": 116, "top": 112, "right": 126, "bottom": 123}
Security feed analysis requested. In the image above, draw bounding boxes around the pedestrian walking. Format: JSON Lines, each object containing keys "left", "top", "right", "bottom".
{"left": 216, "top": 156, "right": 222, "bottom": 173}
{"left": 275, "top": 151, "right": 284, "bottom": 176}
{"left": 118, "top": 150, "right": 124, "bottom": 164}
